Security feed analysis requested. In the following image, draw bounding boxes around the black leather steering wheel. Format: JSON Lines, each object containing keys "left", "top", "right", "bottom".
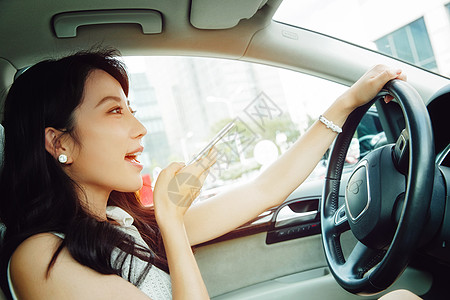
{"left": 321, "top": 80, "right": 435, "bottom": 294}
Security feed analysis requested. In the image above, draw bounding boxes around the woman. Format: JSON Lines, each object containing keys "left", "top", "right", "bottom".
{"left": 0, "top": 48, "right": 411, "bottom": 299}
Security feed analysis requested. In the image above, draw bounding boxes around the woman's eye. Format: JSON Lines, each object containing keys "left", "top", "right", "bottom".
{"left": 110, "top": 107, "right": 123, "bottom": 114}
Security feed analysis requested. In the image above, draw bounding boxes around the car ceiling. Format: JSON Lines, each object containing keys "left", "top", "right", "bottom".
{"left": 0, "top": 0, "right": 279, "bottom": 69}
{"left": 1, "top": 0, "right": 449, "bottom": 122}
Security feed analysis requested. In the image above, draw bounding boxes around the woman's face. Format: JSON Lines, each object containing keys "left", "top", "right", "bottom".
{"left": 65, "top": 69, "right": 147, "bottom": 199}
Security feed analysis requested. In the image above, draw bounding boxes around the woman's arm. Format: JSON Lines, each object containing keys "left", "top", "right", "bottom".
{"left": 158, "top": 218, "right": 209, "bottom": 299}
{"left": 184, "top": 65, "right": 406, "bottom": 246}
{"left": 152, "top": 158, "right": 216, "bottom": 299}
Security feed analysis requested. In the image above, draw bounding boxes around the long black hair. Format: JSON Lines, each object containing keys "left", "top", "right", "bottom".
{"left": 0, "top": 48, "right": 168, "bottom": 297}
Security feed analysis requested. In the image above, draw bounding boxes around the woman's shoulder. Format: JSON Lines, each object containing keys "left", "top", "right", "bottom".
{"left": 11, "top": 232, "right": 62, "bottom": 269}
{"left": 10, "top": 233, "right": 63, "bottom": 278}
{"left": 9, "top": 233, "right": 151, "bottom": 299}
{"left": 9, "top": 233, "right": 63, "bottom": 298}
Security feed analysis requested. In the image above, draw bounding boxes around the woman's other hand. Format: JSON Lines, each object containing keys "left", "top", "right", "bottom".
{"left": 153, "top": 148, "right": 217, "bottom": 223}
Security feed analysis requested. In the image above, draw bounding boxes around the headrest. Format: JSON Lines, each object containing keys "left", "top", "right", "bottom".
{"left": 0, "top": 124, "right": 4, "bottom": 172}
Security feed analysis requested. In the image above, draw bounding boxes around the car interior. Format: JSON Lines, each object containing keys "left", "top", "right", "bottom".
{"left": 1, "top": 0, "right": 450, "bottom": 299}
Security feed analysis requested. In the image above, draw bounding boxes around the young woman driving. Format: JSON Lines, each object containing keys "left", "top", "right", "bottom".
{"left": 0, "top": 49, "right": 414, "bottom": 299}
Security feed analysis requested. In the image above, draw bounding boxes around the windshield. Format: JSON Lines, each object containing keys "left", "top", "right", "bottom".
{"left": 274, "top": 0, "right": 450, "bottom": 78}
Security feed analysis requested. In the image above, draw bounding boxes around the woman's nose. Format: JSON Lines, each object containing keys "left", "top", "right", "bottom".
{"left": 132, "top": 115, "right": 147, "bottom": 139}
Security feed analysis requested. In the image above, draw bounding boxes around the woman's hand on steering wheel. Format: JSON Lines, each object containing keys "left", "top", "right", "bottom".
{"left": 340, "top": 65, "right": 407, "bottom": 110}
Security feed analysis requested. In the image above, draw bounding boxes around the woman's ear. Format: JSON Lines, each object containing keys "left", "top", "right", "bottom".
{"left": 44, "top": 127, "right": 74, "bottom": 164}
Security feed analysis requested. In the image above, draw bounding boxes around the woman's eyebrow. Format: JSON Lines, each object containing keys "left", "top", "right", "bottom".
{"left": 95, "top": 96, "right": 122, "bottom": 108}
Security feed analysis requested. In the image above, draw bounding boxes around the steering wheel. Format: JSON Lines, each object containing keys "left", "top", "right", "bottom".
{"left": 321, "top": 79, "right": 435, "bottom": 294}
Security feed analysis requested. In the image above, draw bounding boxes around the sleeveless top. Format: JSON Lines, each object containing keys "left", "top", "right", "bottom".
{"left": 7, "top": 206, "right": 172, "bottom": 299}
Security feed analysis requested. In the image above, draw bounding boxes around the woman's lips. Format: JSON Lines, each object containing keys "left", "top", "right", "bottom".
{"left": 125, "top": 155, "right": 143, "bottom": 169}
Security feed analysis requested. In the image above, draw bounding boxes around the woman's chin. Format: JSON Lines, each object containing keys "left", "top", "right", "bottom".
{"left": 115, "top": 180, "right": 144, "bottom": 193}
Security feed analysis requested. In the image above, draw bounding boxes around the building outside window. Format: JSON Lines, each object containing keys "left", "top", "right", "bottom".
{"left": 375, "top": 17, "right": 438, "bottom": 72}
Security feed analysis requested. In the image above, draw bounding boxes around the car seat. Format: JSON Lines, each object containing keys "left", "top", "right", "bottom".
{"left": 0, "top": 124, "right": 6, "bottom": 300}
{"left": 0, "top": 123, "right": 5, "bottom": 241}
{"left": 0, "top": 123, "right": 4, "bottom": 243}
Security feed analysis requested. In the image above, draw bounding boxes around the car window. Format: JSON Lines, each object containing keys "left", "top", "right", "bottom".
{"left": 124, "top": 56, "right": 384, "bottom": 204}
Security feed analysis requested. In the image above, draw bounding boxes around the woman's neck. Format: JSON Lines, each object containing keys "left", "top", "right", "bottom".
{"left": 78, "top": 186, "right": 111, "bottom": 220}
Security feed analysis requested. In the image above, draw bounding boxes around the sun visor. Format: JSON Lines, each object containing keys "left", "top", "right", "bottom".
{"left": 53, "top": 9, "right": 162, "bottom": 38}
{"left": 190, "top": 0, "right": 268, "bottom": 29}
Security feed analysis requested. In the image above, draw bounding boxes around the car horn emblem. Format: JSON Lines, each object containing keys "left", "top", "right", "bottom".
{"left": 348, "top": 179, "right": 363, "bottom": 195}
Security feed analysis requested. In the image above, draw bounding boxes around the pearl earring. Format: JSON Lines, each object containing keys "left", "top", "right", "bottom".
{"left": 58, "top": 154, "right": 68, "bottom": 164}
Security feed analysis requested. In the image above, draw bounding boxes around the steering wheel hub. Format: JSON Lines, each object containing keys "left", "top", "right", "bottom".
{"left": 345, "top": 160, "right": 370, "bottom": 221}
{"left": 345, "top": 146, "right": 405, "bottom": 250}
